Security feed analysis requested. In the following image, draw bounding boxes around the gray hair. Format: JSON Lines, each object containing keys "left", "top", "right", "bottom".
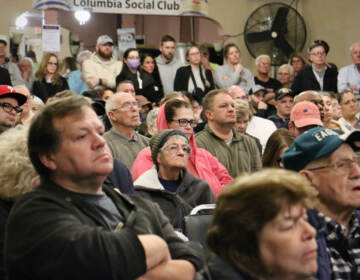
{"left": 350, "top": 42, "right": 360, "bottom": 52}
{"left": 0, "top": 126, "right": 39, "bottom": 200}
{"left": 76, "top": 50, "right": 92, "bottom": 64}
{"left": 278, "top": 64, "right": 294, "bottom": 76}
{"left": 146, "top": 108, "right": 159, "bottom": 129}
{"left": 18, "top": 57, "right": 34, "bottom": 68}
{"left": 255, "top": 54, "right": 271, "bottom": 66}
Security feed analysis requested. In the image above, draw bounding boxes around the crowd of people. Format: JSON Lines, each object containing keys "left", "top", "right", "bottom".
{"left": 0, "top": 32, "right": 360, "bottom": 279}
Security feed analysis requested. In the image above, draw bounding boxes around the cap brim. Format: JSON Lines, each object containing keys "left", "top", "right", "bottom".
{"left": 294, "top": 118, "right": 323, "bottom": 128}
{"left": 340, "top": 130, "right": 360, "bottom": 151}
{"left": 1, "top": 92, "right": 27, "bottom": 106}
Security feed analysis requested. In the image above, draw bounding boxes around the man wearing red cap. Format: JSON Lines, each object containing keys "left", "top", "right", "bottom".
{"left": 0, "top": 85, "right": 26, "bottom": 134}
{"left": 288, "top": 100, "right": 323, "bottom": 137}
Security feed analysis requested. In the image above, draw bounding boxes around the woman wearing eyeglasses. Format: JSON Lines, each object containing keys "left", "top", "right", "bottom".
{"left": 134, "top": 129, "right": 215, "bottom": 231}
{"left": 132, "top": 98, "right": 233, "bottom": 195}
{"left": 291, "top": 40, "right": 338, "bottom": 95}
{"left": 32, "top": 53, "right": 69, "bottom": 103}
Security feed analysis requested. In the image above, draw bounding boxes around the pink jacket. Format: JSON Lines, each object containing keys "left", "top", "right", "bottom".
{"left": 131, "top": 103, "right": 233, "bottom": 195}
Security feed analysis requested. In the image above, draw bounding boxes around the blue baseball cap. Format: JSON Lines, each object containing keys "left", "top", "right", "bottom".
{"left": 282, "top": 127, "right": 360, "bottom": 171}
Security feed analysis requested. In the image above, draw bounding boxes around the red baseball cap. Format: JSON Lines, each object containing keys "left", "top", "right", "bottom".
{"left": 0, "top": 85, "right": 27, "bottom": 106}
{"left": 290, "top": 101, "right": 323, "bottom": 128}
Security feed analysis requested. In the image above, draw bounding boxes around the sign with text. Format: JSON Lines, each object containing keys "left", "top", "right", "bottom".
{"left": 117, "top": 28, "right": 136, "bottom": 54}
{"left": 42, "top": 25, "right": 60, "bottom": 52}
{"left": 33, "top": 0, "right": 208, "bottom": 16}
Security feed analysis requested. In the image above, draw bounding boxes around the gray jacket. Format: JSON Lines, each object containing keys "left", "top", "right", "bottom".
{"left": 155, "top": 55, "right": 184, "bottom": 94}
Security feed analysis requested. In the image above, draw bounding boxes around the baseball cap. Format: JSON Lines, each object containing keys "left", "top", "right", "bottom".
{"left": 96, "top": 35, "right": 113, "bottom": 46}
{"left": 0, "top": 85, "right": 27, "bottom": 106}
{"left": 282, "top": 127, "right": 360, "bottom": 171}
{"left": 248, "top": 85, "right": 265, "bottom": 95}
{"left": 308, "top": 40, "right": 329, "bottom": 54}
{"left": 290, "top": 101, "right": 323, "bottom": 128}
{"left": 275, "top": 87, "right": 294, "bottom": 101}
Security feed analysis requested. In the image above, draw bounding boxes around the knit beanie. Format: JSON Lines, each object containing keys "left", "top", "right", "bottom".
{"left": 150, "top": 129, "right": 188, "bottom": 166}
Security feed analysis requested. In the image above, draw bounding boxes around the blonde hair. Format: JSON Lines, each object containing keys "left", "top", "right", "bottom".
{"left": 0, "top": 126, "right": 39, "bottom": 200}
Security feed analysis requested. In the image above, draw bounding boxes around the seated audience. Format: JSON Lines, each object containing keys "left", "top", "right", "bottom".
{"left": 0, "top": 126, "right": 39, "bottom": 279}
{"left": 5, "top": 94, "right": 202, "bottom": 279}
{"left": 134, "top": 129, "right": 215, "bottom": 231}
{"left": 206, "top": 168, "right": 317, "bottom": 280}
{"left": 292, "top": 40, "right": 338, "bottom": 95}
{"left": 174, "top": 44, "right": 214, "bottom": 104}
{"left": 59, "top": 56, "right": 77, "bottom": 79}
{"left": 334, "top": 89, "right": 360, "bottom": 132}
{"left": 32, "top": 52, "right": 69, "bottom": 102}
{"left": 289, "top": 101, "right": 323, "bottom": 137}
{"left": 234, "top": 99, "right": 262, "bottom": 155}
{"left": 268, "top": 88, "right": 294, "bottom": 129}
{"left": 254, "top": 54, "right": 282, "bottom": 110}
{"left": 318, "top": 91, "right": 339, "bottom": 129}
{"left": 262, "top": 128, "right": 294, "bottom": 168}
{"left": 214, "top": 43, "right": 254, "bottom": 93}
{"left": 277, "top": 64, "right": 294, "bottom": 88}
{"left": 116, "top": 48, "right": 144, "bottom": 94}
{"left": 294, "top": 90, "right": 324, "bottom": 120}
{"left": 104, "top": 92, "right": 149, "bottom": 169}
{"left": 132, "top": 98, "right": 233, "bottom": 195}
{"left": 289, "top": 52, "right": 308, "bottom": 77}
{"left": 18, "top": 57, "right": 35, "bottom": 91}
{"left": 195, "top": 89, "right": 261, "bottom": 178}
{"left": 68, "top": 50, "right": 92, "bottom": 94}
{"left": 283, "top": 127, "right": 360, "bottom": 279}
{"left": 329, "top": 92, "right": 342, "bottom": 121}
{"left": 199, "top": 43, "right": 218, "bottom": 76}
{"left": 337, "top": 42, "right": 360, "bottom": 102}
{"left": 13, "top": 85, "right": 35, "bottom": 126}
{"left": 155, "top": 35, "right": 184, "bottom": 94}
{"left": 139, "top": 52, "right": 164, "bottom": 104}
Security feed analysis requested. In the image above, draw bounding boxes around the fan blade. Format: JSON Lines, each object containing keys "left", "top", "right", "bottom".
{"left": 246, "top": 31, "right": 271, "bottom": 43}
{"left": 274, "top": 36, "right": 294, "bottom": 57}
{"left": 271, "top": 7, "right": 289, "bottom": 33}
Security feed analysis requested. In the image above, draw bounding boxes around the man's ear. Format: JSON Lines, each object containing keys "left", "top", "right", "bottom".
{"left": 205, "top": 110, "right": 213, "bottom": 121}
{"left": 39, "top": 154, "right": 57, "bottom": 171}
{"left": 299, "top": 169, "right": 319, "bottom": 196}
{"left": 108, "top": 111, "right": 116, "bottom": 123}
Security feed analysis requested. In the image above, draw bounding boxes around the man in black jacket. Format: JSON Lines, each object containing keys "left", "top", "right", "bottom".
{"left": 292, "top": 40, "right": 338, "bottom": 95}
{"left": 4, "top": 94, "right": 202, "bottom": 280}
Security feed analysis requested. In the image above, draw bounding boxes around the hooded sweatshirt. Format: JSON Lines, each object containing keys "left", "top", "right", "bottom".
{"left": 155, "top": 55, "right": 184, "bottom": 94}
{"left": 131, "top": 103, "right": 233, "bottom": 195}
{"left": 82, "top": 52, "right": 123, "bottom": 90}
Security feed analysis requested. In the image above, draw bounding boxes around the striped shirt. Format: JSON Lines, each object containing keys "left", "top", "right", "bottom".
{"left": 317, "top": 211, "right": 360, "bottom": 279}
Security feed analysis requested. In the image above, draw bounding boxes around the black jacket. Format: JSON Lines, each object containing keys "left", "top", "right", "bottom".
{"left": 0, "top": 67, "right": 12, "bottom": 86}
{"left": 174, "top": 65, "right": 214, "bottom": 95}
{"left": 291, "top": 64, "right": 338, "bottom": 95}
{"left": 5, "top": 178, "right": 203, "bottom": 280}
{"left": 32, "top": 77, "right": 69, "bottom": 102}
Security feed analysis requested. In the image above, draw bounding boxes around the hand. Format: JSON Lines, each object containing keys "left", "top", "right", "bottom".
{"left": 234, "top": 63, "right": 243, "bottom": 73}
{"left": 258, "top": 101, "right": 268, "bottom": 110}
{"left": 87, "top": 76, "right": 99, "bottom": 89}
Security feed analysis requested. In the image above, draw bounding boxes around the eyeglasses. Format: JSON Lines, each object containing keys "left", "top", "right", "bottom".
{"left": 0, "top": 102, "right": 23, "bottom": 114}
{"left": 310, "top": 51, "right": 326, "bottom": 57}
{"left": 259, "top": 62, "right": 271, "bottom": 66}
{"left": 172, "top": 119, "right": 197, "bottom": 128}
{"left": 47, "top": 62, "right": 58, "bottom": 66}
{"left": 112, "top": 102, "right": 141, "bottom": 111}
{"left": 306, "top": 157, "right": 360, "bottom": 176}
{"left": 162, "top": 144, "right": 192, "bottom": 154}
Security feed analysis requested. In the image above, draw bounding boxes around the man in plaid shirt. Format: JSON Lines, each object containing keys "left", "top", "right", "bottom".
{"left": 282, "top": 126, "right": 360, "bottom": 280}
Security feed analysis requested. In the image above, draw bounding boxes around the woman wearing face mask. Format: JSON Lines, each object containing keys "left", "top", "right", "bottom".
{"left": 116, "top": 48, "right": 143, "bottom": 94}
